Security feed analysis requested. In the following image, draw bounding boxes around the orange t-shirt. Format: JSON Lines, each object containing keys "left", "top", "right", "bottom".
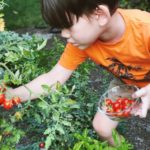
{"left": 58, "top": 9, "right": 150, "bottom": 88}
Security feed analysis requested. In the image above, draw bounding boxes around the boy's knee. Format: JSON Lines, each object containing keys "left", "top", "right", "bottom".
{"left": 93, "top": 119, "right": 110, "bottom": 138}
{"left": 92, "top": 113, "right": 118, "bottom": 138}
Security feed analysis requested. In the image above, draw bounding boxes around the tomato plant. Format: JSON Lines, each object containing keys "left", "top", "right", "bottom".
{"left": 0, "top": 31, "right": 134, "bottom": 149}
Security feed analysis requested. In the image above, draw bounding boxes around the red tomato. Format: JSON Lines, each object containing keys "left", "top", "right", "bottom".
{"left": 122, "top": 98, "right": 131, "bottom": 106}
{"left": 115, "top": 108, "right": 122, "bottom": 113}
{"left": 128, "top": 99, "right": 135, "bottom": 105}
{"left": 116, "top": 98, "right": 124, "bottom": 104}
{"left": 3, "top": 100, "right": 13, "bottom": 110}
{"left": 122, "top": 104, "right": 129, "bottom": 110}
{"left": 12, "top": 96, "right": 21, "bottom": 105}
{"left": 123, "top": 110, "right": 131, "bottom": 117}
{"left": 113, "top": 102, "right": 122, "bottom": 111}
{"left": 105, "top": 99, "right": 112, "bottom": 106}
{"left": 0, "top": 93, "right": 5, "bottom": 105}
{"left": 39, "top": 142, "right": 45, "bottom": 148}
{"left": 115, "top": 108, "right": 123, "bottom": 117}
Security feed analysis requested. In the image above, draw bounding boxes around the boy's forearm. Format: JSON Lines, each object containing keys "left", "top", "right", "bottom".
{"left": 7, "top": 64, "right": 73, "bottom": 102}
{"left": 7, "top": 73, "right": 51, "bottom": 101}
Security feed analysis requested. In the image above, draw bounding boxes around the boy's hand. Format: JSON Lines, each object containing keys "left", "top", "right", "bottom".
{"left": 132, "top": 84, "right": 150, "bottom": 118}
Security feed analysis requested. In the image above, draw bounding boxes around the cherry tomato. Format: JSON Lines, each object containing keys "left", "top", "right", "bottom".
{"left": 116, "top": 98, "right": 124, "bottom": 104}
{"left": 123, "top": 110, "right": 131, "bottom": 117}
{"left": 128, "top": 99, "right": 134, "bottom": 105}
{"left": 0, "top": 93, "right": 5, "bottom": 105}
{"left": 105, "top": 99, "right": 112, "bottom": 106}
{"left": 113, "top": 102, "right": 122, "bottom": 111}
{"left": 122, "top": 98, "right": 130, "bottom": 105}
{"left": 122, "top": 104, "right": 129, "bottom": 110}
{"left": 115, "top": 108, "right": 122, "bottom": 113}
{"left": 115, "top": 108, "right": 123, "bottom": 117}
{"left": 12, "top": 96, "right": 21, "bottom": 105}
{"left": 3, "top": 100, "right": 13, "bottom": 110}
{"left": 39, "top": 142, "right": 45, "bottom": 148}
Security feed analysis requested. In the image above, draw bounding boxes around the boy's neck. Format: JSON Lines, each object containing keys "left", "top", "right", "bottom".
{"left": 99, "top": 11, "right": 125, "bottom": 43}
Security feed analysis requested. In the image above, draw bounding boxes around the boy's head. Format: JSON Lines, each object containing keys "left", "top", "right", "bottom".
{"left": 41, "top": 0, "right": 119, "bottom": 29}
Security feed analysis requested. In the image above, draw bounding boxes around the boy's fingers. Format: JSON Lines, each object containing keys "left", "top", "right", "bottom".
{"left": 139, "top": 98, "right": 149, "bottom": 118}
{"left": 131, "top": 103, "right": 141, "bottom": 115}
{"left": 131, "top": 99, "right": 148, "bottom": 118}
{"left": 132, "top": 88, "right": 146, "bottom": 98}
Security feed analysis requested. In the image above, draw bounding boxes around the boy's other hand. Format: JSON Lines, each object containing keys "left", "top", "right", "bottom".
{"left": 132, "top": 84, "right": 150, "bottom": 118}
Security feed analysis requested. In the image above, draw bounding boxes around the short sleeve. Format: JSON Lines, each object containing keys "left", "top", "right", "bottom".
{"left": 58, "top": 43, "right": 88, "bottom": 70}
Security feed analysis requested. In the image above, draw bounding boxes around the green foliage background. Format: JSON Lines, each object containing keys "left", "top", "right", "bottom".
{"left": 3, "top": 0, "right": 150, "bottom": 29}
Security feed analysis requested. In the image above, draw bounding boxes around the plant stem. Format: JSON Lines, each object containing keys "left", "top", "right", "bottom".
{"left": 0, "top": 62, "right": 15, "bottom": 78}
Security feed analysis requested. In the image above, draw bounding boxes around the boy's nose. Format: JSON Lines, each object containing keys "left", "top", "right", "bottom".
{"left": 61, "top": 29, "right": 71, "bottom": 39}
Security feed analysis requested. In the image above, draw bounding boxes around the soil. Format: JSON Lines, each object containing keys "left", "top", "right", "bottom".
{"left": 14, "top": 27, "right": 150, "bottom": 150}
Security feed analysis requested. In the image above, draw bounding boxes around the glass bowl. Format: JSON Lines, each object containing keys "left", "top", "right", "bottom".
{"left": 98, "top": 84, "right": 141, "bottom": 121}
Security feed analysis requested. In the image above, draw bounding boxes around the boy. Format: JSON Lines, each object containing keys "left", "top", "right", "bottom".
{"left": 8, "top": 0, "right": 150, "bottom": 145}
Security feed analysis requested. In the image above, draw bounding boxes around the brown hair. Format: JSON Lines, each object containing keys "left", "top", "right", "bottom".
{"left": 41, "top": 0, "right": 119, "bottom": 29}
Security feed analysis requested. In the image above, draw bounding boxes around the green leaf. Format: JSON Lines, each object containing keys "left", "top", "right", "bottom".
{"left": 51, "top": 93, "right": 57, "bottom": 103}
{"left": 65, "top": 99, "right": 77, "bottom": 105}
{"left": 56, "top": 125, "right": 65, "bottom": 134}
{"left": 38, "top": 101, "right": 49, "bottom": 110}
{"left": 44, "top": 128, "right": 52, "bottom": 135}
{"left": 61, "top": 120, "right": 71, "bottom": 127}
{"left": 1, "top": 145, "right": 10, "bottom": 150}
{"left": 41, "top": 84, "right": 51, "bottom": 92}
{"left": 34, "top": 113, "right": 42, "bottom": 124}
{"left": 73, "top": 141, "right": 84, "bottom": 150}
{"left": 0, "top": 13, "right": 4, "bottom": 17}
{"left": 37, "top": 39, "right": 47, "bottom": 50}
{"left": 52, "top": 111, "right": 60, "bottom": 121}
{"left": 45, "top": 135, "right": 54, "bottom": 150}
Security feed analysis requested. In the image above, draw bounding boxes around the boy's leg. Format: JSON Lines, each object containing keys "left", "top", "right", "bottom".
{"left": 92, "top": 111, "right": 119, "bottom": 146}
{"left": 93, "top": 78, "right": 124, "bottom": 145}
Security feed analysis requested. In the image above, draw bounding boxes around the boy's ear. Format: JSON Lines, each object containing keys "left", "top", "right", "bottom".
{"left": 93, "top": 5, "right": 111, "bottom": 26}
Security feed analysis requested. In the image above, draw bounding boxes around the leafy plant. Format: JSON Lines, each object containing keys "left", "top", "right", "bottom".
{"left": 0, "top": 118, "right": 25, "bottom": 150}
{"left": 0, "top": 31, "right": 131, "bottom": 150}
{"left": 71, "top": 129, "right": 133, "bottom": 150}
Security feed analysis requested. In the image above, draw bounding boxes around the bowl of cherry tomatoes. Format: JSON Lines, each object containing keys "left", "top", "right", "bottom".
{"left": 98, "top": 84, "right": 141, "bottom": 121}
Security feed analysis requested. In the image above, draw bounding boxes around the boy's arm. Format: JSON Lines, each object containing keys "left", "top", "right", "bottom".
{"left": 7, "top": 63, "right": 74, "bottom": 102}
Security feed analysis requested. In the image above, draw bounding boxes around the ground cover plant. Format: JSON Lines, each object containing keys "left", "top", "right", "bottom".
{"left": 0, "top": 31, "right": 134, "bottom": 150}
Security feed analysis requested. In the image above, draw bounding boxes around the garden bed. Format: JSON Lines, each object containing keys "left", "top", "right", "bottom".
{"left": 13, "top": 27, "right": 150, "bottom": 150}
